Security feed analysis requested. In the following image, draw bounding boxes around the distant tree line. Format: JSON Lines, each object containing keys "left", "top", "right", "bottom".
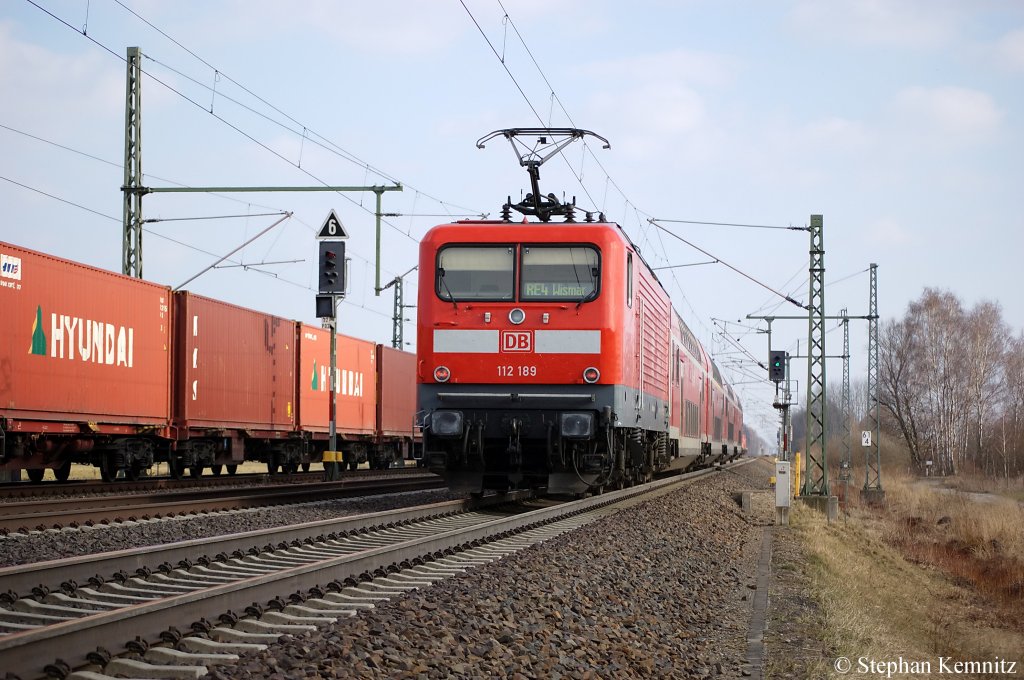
{"left": 784, "top": 288, "right": 1021, "bottom": 479}
{"left": 878, "top": 288, "right": 1022, "bottom": 478}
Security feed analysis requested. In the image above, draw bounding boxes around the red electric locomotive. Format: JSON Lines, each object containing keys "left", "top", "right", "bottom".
{"left": 417, "top": 129, "right": 744, "bottom": 493}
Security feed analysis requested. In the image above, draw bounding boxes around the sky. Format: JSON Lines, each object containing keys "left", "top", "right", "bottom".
{"left": 2, "top": 0, "right": 1023, "bottom": 447}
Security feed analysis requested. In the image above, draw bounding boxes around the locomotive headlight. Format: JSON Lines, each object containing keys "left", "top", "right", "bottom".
{"left": 560, "top": 412, "right": 594, "bottom": 439}
{"left": 433, "top": 365, "right": 451, "bottom": 383}
{"left": 430, "top": 410, "right": 464, "bottom": 437}
{"left": 583, "top": 366, "right": 600, "bottom": 384}
{"left": 508, "top": 308, "right": 526, "bottom": 325}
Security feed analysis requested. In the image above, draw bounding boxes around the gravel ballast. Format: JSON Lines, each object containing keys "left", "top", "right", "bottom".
{"left": 206, "top": 460, "right": 776, "bottom": 679}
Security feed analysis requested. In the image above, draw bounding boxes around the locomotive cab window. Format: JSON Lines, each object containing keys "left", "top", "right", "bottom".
{"left": 436, "top": 246, "right": 514, "bottom": 301}
{"left": 520, "top": 246, "right": 600, "bottom": 301}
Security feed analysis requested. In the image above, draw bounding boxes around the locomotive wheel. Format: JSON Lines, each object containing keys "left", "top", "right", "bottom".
{"left": 301, "top": 462, "right": 311, "bottom": 472}
{"left": 189, "top": 465, "right": 204, "bottom": 479}
{"left": 54, "top": 460, "right": 72, "bottom": 482}
{"left": 210, "top": 465, "right": 223, "bottom": 476}
{"left": 27, "top": 468, "right": 46, "bottom": 483}
{"left": 226, "top": 464, "right": 238, "bottom": 476}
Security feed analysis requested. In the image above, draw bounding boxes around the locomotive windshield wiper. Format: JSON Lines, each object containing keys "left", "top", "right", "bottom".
{"left": 437, "top": 268, "right": 459, "bottom": 310}
{"left": 575, "top": 265, "right": 599, "bottom": 310}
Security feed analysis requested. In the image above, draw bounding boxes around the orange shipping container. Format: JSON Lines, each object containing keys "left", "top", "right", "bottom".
{"left": 377, "top": 345, "right": 417, "bottom": 439}
{"left": 0, "top": 241, "right": 171, "bottom": 428}
{"left": 172, "top": 292, "right": 295, "bottom": 432}
{"left": 296, "top": 325, "right": 376, "bottom": 435}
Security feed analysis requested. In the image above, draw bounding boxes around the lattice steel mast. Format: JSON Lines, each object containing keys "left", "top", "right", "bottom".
{"left": 803, "top": 215, "right": 828, "bottom": 495}
{"left": 122, "top": 47, "right": 143, "bottom": 278}
{"left": 840, "top": 307, "right": 852, "bottom": 497}
{"left": 864, "top": 263, "right": 883, "bottom": 493}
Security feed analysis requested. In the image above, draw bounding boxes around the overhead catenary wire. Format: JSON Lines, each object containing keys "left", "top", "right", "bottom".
{"left": 2, "top": 120, "right": 289, "bottom": 213}
{"left": 651, "top": 218, "right": 806, "bottom": 231}
{"left": 471, "top": 2, "right": 776, "bottom": 425}
{"left": 110, "top": 0, "right": 483, "bottom": 221}
{"left": 2, "top": 169, "right": 398, "bottom": 325}
{"left": 24, "top": 0, "right": 474, "bottom": 248}
{"left": 649, "top": 219, "right": 807, "bottom": 310}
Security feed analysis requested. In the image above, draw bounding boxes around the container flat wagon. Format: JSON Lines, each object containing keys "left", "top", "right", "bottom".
{"left": 0, "top": 241, "right": 173, "bottom": 481}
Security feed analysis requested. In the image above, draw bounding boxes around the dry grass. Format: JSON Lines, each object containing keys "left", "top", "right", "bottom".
{"left": 876, "top": 471, "right": 1024, "bottom": 605}
{"left": 792, "top": 478, "right": 1024, "bottom": 671}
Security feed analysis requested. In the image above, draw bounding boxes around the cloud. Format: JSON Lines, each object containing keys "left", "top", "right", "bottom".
{"left": 581, "top": 48, "right": 739, "bottom": 87}
{"left": 0, "top": 21, "right": 123, "bottom": 131}
{"left": 788, "top": 0, "right": 959, "bottom": 49}
{"left": 996, "top": 27, "right": 1024, "bottom": 72}
{"left": 865, "top": 216, "right": 912, "bottom": 247}
{"left": 573, "top": 49, "right": 740, "bottom": 163}
{"left": 891, "top": 86, "right": 1002, "bottom": 141}
{"left": 803, "top": 117, "right": 871, "bottom": 153}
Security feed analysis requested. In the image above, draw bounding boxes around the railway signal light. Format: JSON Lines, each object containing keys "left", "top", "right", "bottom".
{"left": 769, "top": 350, "right": 787, "bottom": 383}
{"left": 319, "top": 241, "right": 346, "bottom": 294}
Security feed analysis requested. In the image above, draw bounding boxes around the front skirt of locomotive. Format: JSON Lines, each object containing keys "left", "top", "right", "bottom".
{"left": 415, "top": 383, "right": 671, "bottom": 493}
{"left": 419, "top": 383, "right": 620, "bottom": 494}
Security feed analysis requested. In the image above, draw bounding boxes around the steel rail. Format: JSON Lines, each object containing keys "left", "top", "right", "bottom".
{"left": 0, "top": 467, "right": 425, "bottom": 500}
{"left": 0, "top": 474, "right": 442, "bottom": 533}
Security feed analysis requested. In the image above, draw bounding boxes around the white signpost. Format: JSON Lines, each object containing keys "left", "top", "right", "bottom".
{"left": 861, "top": 430, "right": 872, "bottom": 447}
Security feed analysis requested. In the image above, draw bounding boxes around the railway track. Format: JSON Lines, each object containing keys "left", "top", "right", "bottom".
{"left": 0, "top": 462, "right": 745, "bottom": 680}
{"left": 0, "top": 469, "right": 443, "bottom": 534}
{"left": 0, "top": 467, "right": 418, "bottom": 500}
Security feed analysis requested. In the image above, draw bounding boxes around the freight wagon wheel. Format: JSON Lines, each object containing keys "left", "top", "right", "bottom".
{"left": 54, "top": 461, "right": 72, "bottom": 483}
{"left": 226, "top": 465, "right": 238, "bottom": 476}
{"left": 26, "top": 468, "right": 46, "bottom": 483}
{"left": 168, "top": 458, "right": 185, "bottom": 481}
{"left": 99, "top": 457, "right": 118, "bottom": 482}
{"left": 301, "top": 462, "right": 311, "bottom": 472}
{"left": 267, "top": 460, "right": 279, "bottom": 475}
{"left": 124, "top": 462, "right": 142, "bottom": 482}
{"left": 348, "top": 461, "right": 359, "bottom": 471}
{"left": 210, "top": 465, "right": 223, "bottom": 476}
{"left": 189, "top": 465, "right": 204, "bottom": 479}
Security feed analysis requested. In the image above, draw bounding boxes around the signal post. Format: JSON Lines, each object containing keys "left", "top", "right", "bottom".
{"left": 316, "top": 211, "right": 348, "bottom": 481}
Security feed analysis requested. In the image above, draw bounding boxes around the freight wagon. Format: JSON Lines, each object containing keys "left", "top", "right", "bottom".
{"left": 0, "top": 241, "right": 417, "bottom": 481}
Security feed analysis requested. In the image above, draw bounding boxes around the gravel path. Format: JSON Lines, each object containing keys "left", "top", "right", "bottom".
{"left": 0, "top": 489, "right": 462, "bottom": 569}
{"left": 205, "top": 460, "right": 776, "bottom": 679}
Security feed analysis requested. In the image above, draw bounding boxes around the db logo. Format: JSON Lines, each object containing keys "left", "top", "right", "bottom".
{"left": 501, "top": 330, "right": 533, "bottom": 352}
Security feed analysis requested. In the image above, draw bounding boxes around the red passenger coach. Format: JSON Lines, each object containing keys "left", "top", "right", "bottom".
{"left": 416, "top": 128, "right": 745, "bottom": 494}
{"left": 0, "top": 241, "right": 173, "bottom": 481}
